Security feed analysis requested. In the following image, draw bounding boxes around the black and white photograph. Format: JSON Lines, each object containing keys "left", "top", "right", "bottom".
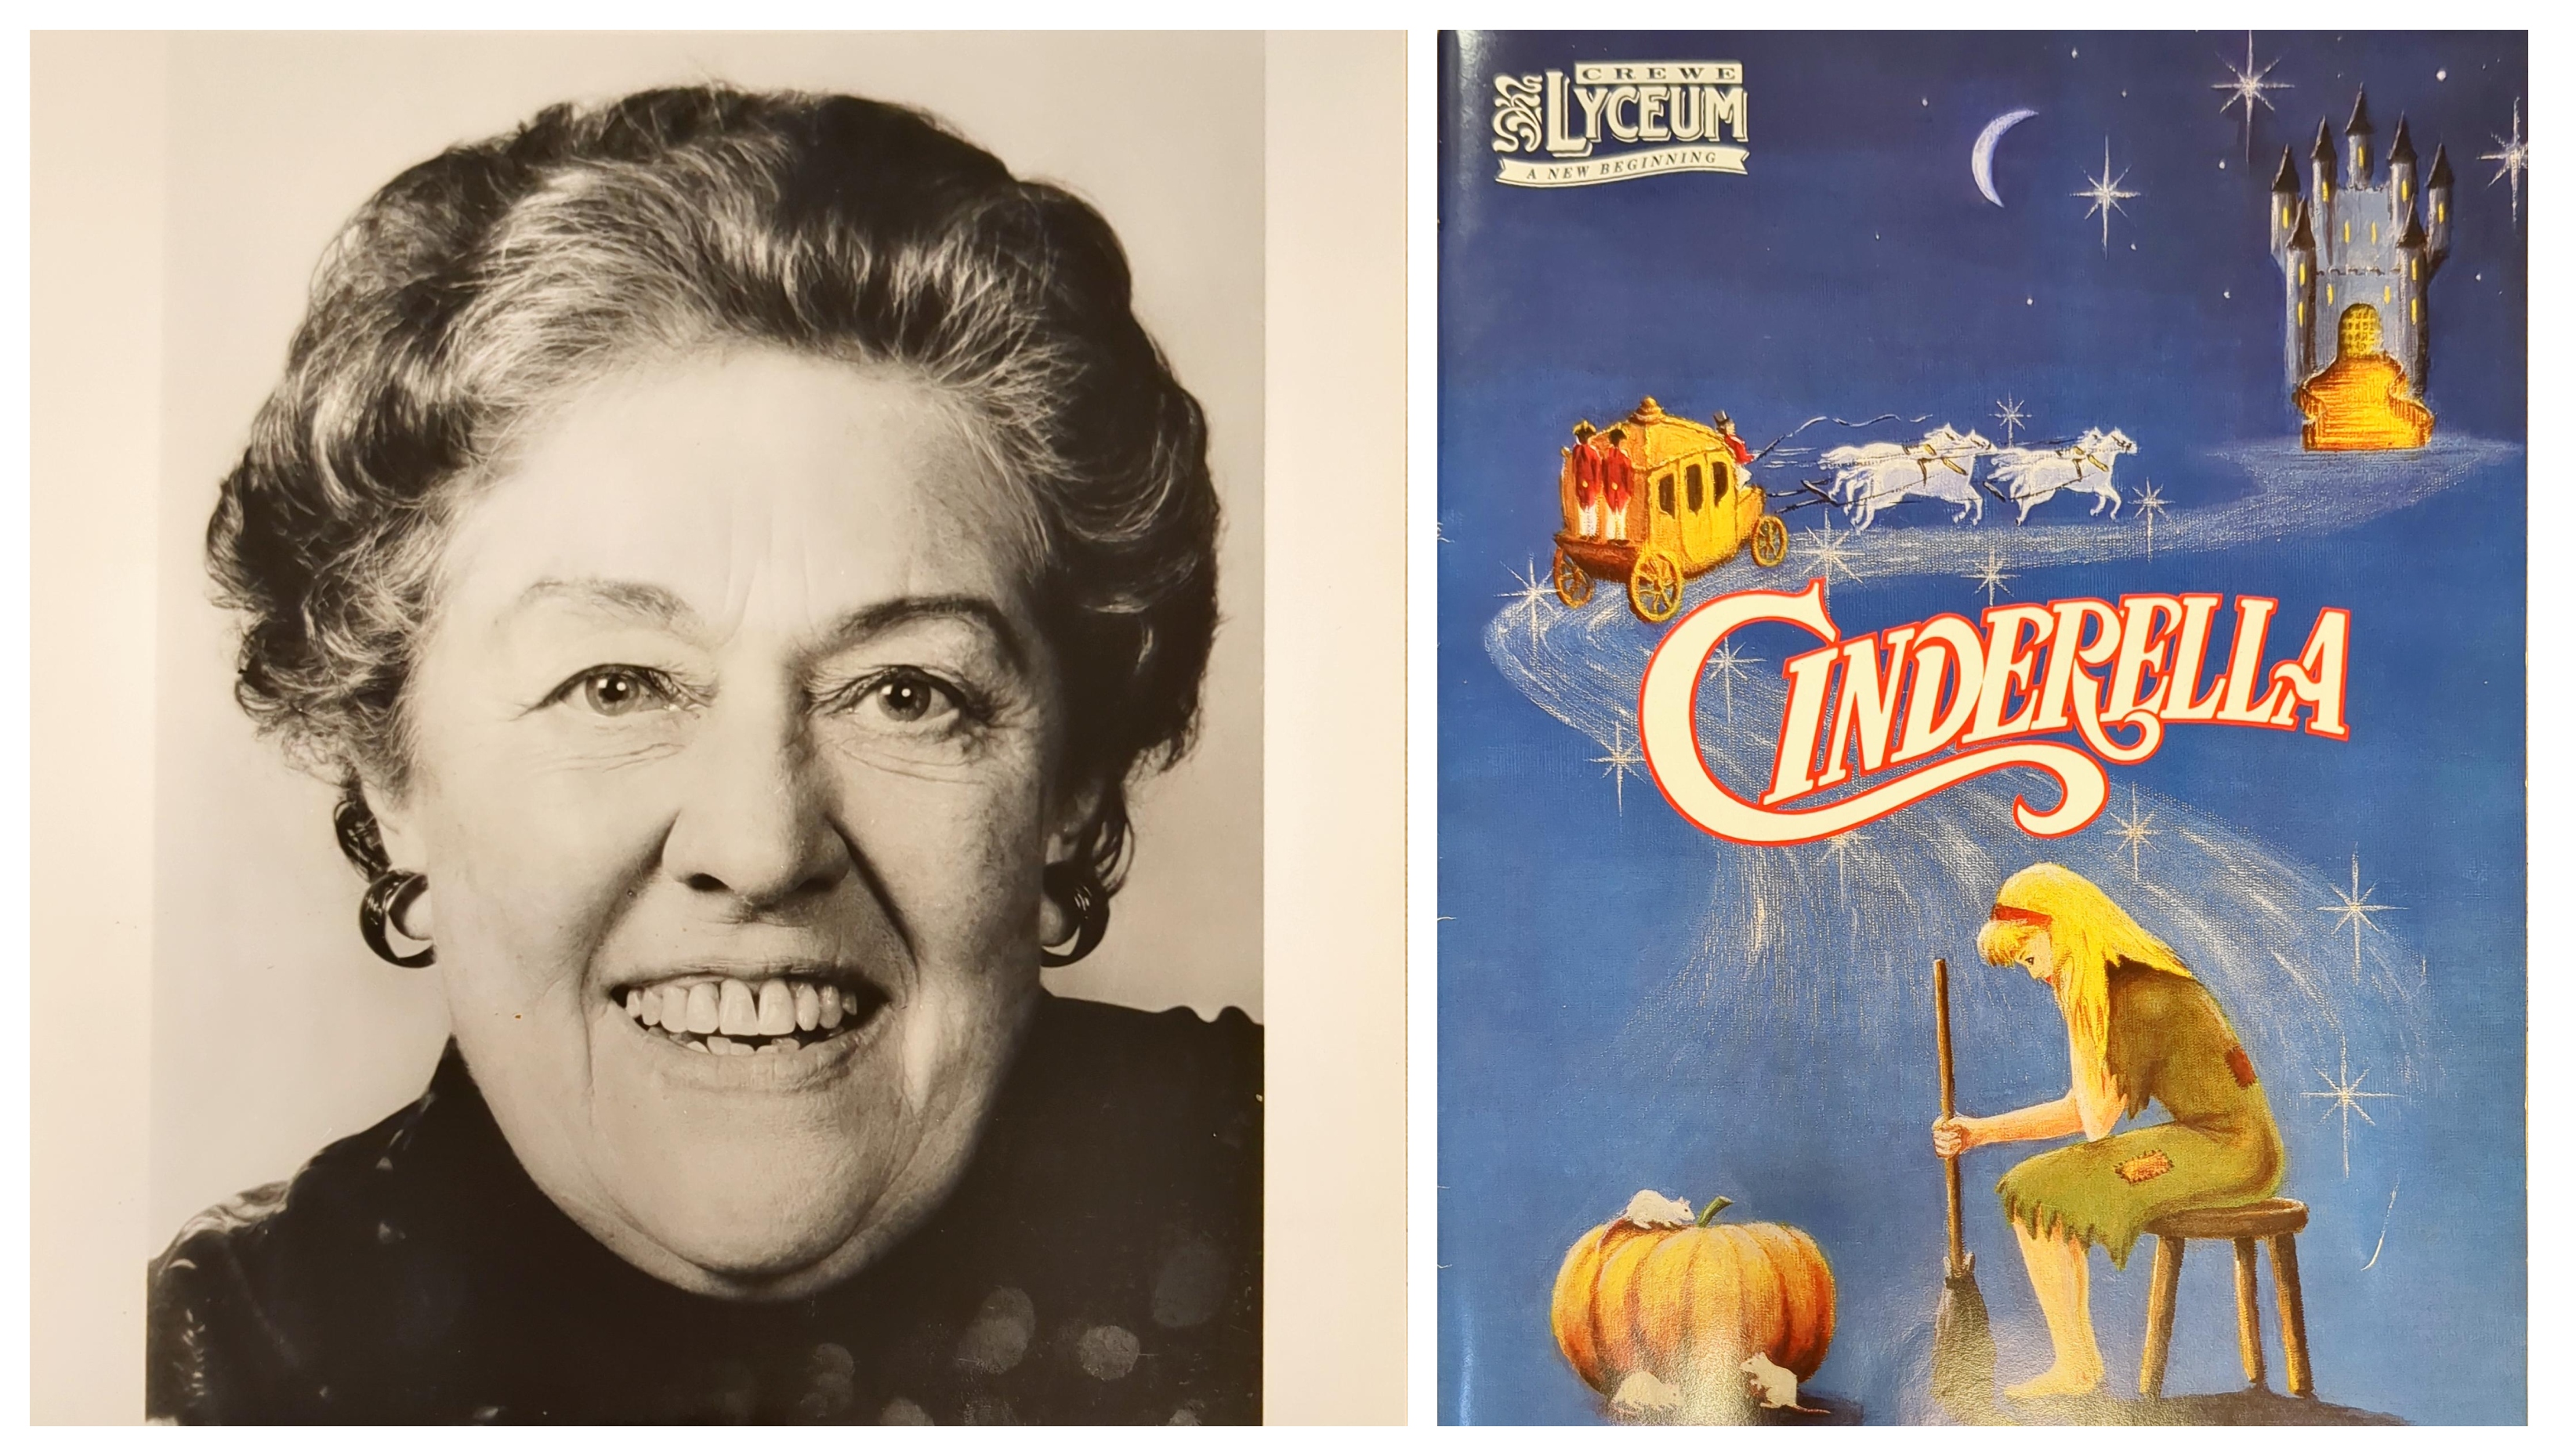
{"left": 81, "top": 31, "right": 1282, "bottom": 1425}
{"left": 38, "top": 24, "right": 1408, "bottom": 1430}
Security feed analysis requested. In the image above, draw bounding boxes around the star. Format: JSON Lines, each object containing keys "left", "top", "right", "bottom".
{"left": 2319, "top": 849, "right": 2400, "bottom": 978}
{"left": 2481, "top": 97, "right": 2527, "bottom": 224}
{"left": 2211, "top": 31, "right": 2291, "bottom": 161}
{"left": 1702, "top": 643, "right": 1761, "bottom": 722}
{"left": 1799, "top": 512, "right": 1864, "bottom": 584}
{"left": 1992, "top": 396, "right": 2030, "bottom": 446}
{"left": 1591, "top": 723, "right": 1643, "bottom": 813}
{"left": 2074, "top": 137, "right": 2140, "bottom": 252}
{"left": 1822, "top": 828, "right": 1866, "bottom": 896}
{"left": 2106, "top": 788, "right": 2158, "bottom": 880}
{"left": 1502, "top": 559, "right": 1558, "bottom": 657}
{"left": 2303, "top": 1040, "right": 2397, "bottom": 1177}
{"left": 1968, "top": 544, "right": 2012, "bottom": 606}
{"left": 2132, "top": 480, "right": 2170, "bottom": 558}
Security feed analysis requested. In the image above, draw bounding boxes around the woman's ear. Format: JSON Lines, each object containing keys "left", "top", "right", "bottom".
{"left": 357, "top": 769, "right": 429, "bottom": 871}
{"left": 1043, "top": 776, "right": 1108, "bottom": 867}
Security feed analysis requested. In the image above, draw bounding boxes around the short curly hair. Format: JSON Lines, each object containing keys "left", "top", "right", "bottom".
{"left": 206, "top": 85, "right": 1220, "bottom": 886}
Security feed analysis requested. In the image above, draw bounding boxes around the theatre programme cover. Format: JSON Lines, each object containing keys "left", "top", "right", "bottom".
{"left": 1437, "top": 31, "right": 2524, "bottom": 1425}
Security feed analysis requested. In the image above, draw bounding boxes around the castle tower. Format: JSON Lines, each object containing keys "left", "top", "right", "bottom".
{"left": 2395, "top": 208, "right": 2432, "bottom": 394}
{"left": 2387, "top": 116, "right": 2419, "bottom": 235}
{"left": 2344, "top": 89, "right": 2374, "bottom": 187}
{"left": 2284, "top": 206, "right": 2320, "bottom": 388}
{"left": 2270, "top": 146, "right": 2302, "bottom": 259}
{"left": 2309, "top": 118, "right": 2338, "bottom": 253}
{"left": 2426, "top": 143, "right": 2455, "bottom": 265}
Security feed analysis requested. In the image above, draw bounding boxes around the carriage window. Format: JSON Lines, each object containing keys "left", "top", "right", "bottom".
{"left": 1712, "top": 461, "right": 1731, "bottom": 503}
{"left": 1685, "top": 465, "right": 1704, "bottom": 512}
{"left": 1658, "top": 474, "right": 1676, "bottom": 514}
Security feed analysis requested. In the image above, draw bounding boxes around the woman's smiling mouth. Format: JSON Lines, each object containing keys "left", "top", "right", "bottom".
{"left": 617, "top": 972, "right": 884, "bottom": 1056}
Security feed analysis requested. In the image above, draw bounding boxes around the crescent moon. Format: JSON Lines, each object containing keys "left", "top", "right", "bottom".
{"left": 1972, "top": 108, "right": 2038, "bottom": 208}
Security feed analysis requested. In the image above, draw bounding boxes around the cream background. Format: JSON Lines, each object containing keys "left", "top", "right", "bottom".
{"left": 34, "top": 31, "right": 1405, "bottom": 1423}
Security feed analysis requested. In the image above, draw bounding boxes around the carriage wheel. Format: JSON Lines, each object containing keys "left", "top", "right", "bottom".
{"left": 1752, "top": 514, "right": 1790, "bottom": 567}
{"left": 1553, "top": 546, "right": 1593, "bottom": 608}
{"left": 1629, "top": 548, "right": 1683, "bottom": 624}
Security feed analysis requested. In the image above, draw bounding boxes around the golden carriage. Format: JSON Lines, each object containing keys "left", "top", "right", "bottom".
{"left": 1553, "top": 397, "right": 1788, "bottom": 624}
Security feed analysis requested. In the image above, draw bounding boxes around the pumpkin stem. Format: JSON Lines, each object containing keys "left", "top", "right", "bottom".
{"left": 1697, "top": 1196, "right": 1734, "bottom": 1226}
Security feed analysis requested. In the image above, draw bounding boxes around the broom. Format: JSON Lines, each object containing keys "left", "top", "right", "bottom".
{"left": 1929, "top": 956, "right": 1998, "bottom": 1418}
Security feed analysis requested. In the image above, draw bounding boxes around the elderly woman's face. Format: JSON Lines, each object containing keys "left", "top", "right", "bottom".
{"left": 371, "top": 348, "right": 1071, "bottom": 1298}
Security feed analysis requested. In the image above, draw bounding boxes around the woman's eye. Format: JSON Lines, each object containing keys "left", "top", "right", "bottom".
{"left": 573, "top": 668, "right": 672, "bottom": 717}
{"left": 876, "top": 678, "right": 937, "bottom": 722}
{"left": 852, "top": 672, "right": 969, "bottom": 731}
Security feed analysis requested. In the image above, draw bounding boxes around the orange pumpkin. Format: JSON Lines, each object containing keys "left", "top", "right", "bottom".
{"left": 1551, "top": 1195, "right": 1836, "bottom": 1399}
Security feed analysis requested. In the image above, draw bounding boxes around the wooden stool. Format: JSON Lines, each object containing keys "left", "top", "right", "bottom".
{"left": 2138, "top": 1199, "right": 2312, "bottom": 1400}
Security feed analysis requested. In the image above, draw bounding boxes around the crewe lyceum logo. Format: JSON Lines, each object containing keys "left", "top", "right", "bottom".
{"left": 1491, "top": 60, "right": 1752, "bottom": 188}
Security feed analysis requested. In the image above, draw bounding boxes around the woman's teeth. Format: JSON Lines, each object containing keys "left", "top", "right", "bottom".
{"left": 620, "top": 976, "right": 854, "bottom": 1055}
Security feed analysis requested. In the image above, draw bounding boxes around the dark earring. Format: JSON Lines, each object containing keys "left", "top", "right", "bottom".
{"left": 1039, "top": 863, "right": 1110, "bottom": 968}
{"left": 361, "top": 870, "right": 436, "bottom": 968}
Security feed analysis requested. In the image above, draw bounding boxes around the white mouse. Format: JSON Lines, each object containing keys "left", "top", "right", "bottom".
{"left": 1739, "top": 1352, "right": 1824, "bottom": 1414}
{"left": 1609, "top": 1370, "right": 1679, "bottom": 1418}
{"left": 1621, "top": 1190, "right": 1694, "bottom": 1227}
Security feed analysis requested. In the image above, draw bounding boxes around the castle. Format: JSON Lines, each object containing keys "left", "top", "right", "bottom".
{"left": 2269, "top": 90, "right": 2453, "bottom": 397}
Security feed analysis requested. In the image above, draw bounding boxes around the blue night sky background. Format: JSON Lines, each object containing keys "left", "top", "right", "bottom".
{"left": 1437, "top": 31, "right": 2524, "bottom": 1425}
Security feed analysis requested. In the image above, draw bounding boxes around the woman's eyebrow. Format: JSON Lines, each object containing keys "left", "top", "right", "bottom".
{"left": 499, "top": 581, "right": 1024, "bottom": 667}
{"left": 506, "top": 578, "right": 702, "bottom": 632}
{"left": 819, "top": 595, "right": 1024, "bottom": 668}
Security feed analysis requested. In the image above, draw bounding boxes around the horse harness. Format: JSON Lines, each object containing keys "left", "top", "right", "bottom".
{"left": 1910, "top": 440, "right": 1972, "bottom": 484}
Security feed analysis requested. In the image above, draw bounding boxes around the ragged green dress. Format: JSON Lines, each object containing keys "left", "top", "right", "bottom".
{"left": 1996, "top": 959, "right": 2284, "bottom": 1268}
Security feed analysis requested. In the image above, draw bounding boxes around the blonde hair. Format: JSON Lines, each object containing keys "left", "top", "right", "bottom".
{"left": 1976, "top": 864, "right": 2189, "bottom": 1074}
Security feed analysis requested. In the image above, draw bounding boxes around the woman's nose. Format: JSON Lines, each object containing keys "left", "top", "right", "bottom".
{"left": 658, "top": 690, "right": 852, "bottom": 911}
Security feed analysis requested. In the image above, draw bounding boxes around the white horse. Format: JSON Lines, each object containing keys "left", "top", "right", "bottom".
{"left": 1818, "top": 424, "right": 1996, "bottom": 529}
{"left": 1985, "top": 428, "right": 2134, "bottom": 523}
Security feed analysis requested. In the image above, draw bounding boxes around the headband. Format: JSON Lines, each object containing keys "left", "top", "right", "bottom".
{"left": 1990, "top": 904, "right": 2052, "bottom": 927}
